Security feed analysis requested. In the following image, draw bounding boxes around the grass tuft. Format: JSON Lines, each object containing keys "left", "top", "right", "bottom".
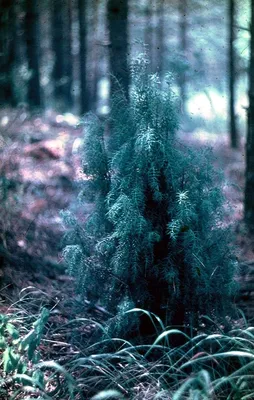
{"left": 1, "top": 300, "right": 254, "bottom": 399}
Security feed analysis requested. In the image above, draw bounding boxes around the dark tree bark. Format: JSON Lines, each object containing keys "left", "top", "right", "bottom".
{"left": 107, "top": 0, "right": 130, "bottom": 99}
{"left": 144, "top": 0, "right": 154, "bottom": 72}
{"left": 8, "top": 2, "right": 19, "bottom": 106}
{"left": 65, "top": 0, "right": 74, "bottom": 108}
{"left": 78, "top": 0, "right": 90, "bottom": 114}
{"left": 229, "top": 0, "right": 239, "bottom": 148}
{"left": 25, "top": 0, "right": 42, "bottom": 108}
{"left": 244, "top": 0, "right": 254, "bottom": 231}
{"left": 86, "top": 0, "right": 99, "bottom": 112}
{"left": 178, "top": 0, "right": 187, "bottom": 113}
{"left": 157, "top": 0, "right": 165, "bottom": 81}
{"left": 51, "top": 0, "right": 65, "bottom": 107}
{"left": 0, "top": 0, "right": 19, "bottom": 106}
{"left": 0, "top": 0, "right": 11, "bottom": 104}
{"left": 51, "top": 0, "right": 73, "bottom": 109}
{"left": 91, "top": 0, "right": 99, "bottom": 110}
{"left": 0, "top": 1, "right": 8, "bottom": 104}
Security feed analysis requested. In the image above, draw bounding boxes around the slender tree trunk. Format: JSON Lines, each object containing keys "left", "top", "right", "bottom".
{"left": 229, "top": 0, "right": 239, "bottom": 148}
{"left": 107, "top": 0, "right": 129, "bottom": 99}
{"left": 144, "top": 0, "right": 153, "bottom": 72}
{"left": 0, "top": 1, "right": 8, "bottom": 104}
{"left": 10, "top": 2, "right": 21, "bottom": 106}
{"left": 65, "top": 0, "right": 73, "bottom": 108}
{"left": 0, "top": 0, "right": 11, "bottom": 104}
{"left": 179, "top": 0, "right": 187, "bottom": 113}
{"left": 91, "top": 0, "right": 99, "bottom": 111}
{"left": 78, "top": 0, "right": 89, "bottom": 114}
{"left": 8, "top": 2, "right": 18, "bottom": 106}
{"left": 157, "top": 0, "right": 165, "bottom": 81}
{"left": 0, "top": 0, "right": 18, "bottom": 106}
{"left": 244, "top": 0, "right": 254, "bottom": 231}
{"left": 52, "top": 0, "right": 65, "bottom": 107}
{"left": 25, "top": 0, "right": 42, "bottom": 108}
{"left": 51, "top": 0, "right": 73, "bottom": 110}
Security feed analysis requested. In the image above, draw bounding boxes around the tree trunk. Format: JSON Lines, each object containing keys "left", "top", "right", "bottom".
{"left": 0, "top": 0, "right": 18, "bottom": 106}
{"left": 78, "top": 0, "right": 89, "bottom": 114}
{"left": 91, "top": 0, "right": 99, "bottom": 111}
{"left": 51, "top": 0, "right": 73, "bottom": 110}
{"left": 157, "top": 0, "right": 165, "bottom": 81}
{"left": 86, "top": 0, "right": 99, "bottom": 112}
{"left": 9, "top": 1, "right": 21, "bottom": 106}
{"left": 52, "top": 0, "right": 65, "bottom": 108}
{"left": 144, "top": 0, "right": 153, "bottom": 72}
{"left": 229, "top": 0, "right": 239, "bottom": 148}
{"left": 179, "top": 0, "right": 187, "bottom": 113}
{"left": 244, "top": 0, "right": 254, "bottom": 231}
{"left": 65, "top": 0, "right": 73, "bottom": 108}
{"left": 25, "top": 0, "right": 42, "bottom": 108}
{"left": 0, "top": 1, "right": 8, "bottom": 104}
{"left": 107, "top": 0, "right": 129, "bottom": 99}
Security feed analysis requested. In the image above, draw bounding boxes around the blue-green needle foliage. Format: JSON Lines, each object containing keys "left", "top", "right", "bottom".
{"left": 62, "top": 55, "right": 237, "bottom": 332}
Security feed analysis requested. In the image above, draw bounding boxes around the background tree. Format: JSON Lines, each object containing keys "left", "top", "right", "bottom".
{"left": 0, "top": 1, "right": 9, "bottom": 104}
{"left": 107, "top": 0, "right": 130, "bottom": 99}
{"left": 9, "top": 1, "right": 21, "bottom": 106}
{"left": 78, "top": 0, "right": 89, "bottom": 114}
{"left": 91, "top": 0, "right": 100, "bottom": 110}
{"left": 25, "top": 0, "right": 42, "bottom": 108}
{"left": 86, "top": 0, "right": 100, "bottom": 111}
{"left": 0, "top": 1, "right": 19, "bottom": 106}
{"left": 51, "top": 0, "right": 73, "bottom": 110}
{"left": 0, "top": 0, "right": 249, "bottom": 137}
{"left": 65, "top": 0, "right": 74, "bottom": 109}
{"left": 144, "top": 0, "right": 154, "bottom": 72}
{"left": 178, "top": 0, "right": 188, "bottom": 113}
{"left": 245, "top": 0, "right": 254, "bottom": 231}
{"left": 51, "top": 0, "right": 64, "bottom": 105}
{"left": 157, "top": 0, "right": 165, "bottom": 80}
{"left": 229, "top": 0, "right": 239, "bottom": 148}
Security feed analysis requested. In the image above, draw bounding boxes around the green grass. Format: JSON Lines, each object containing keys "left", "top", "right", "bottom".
{"left": 1, "top": 297, "right": 254, "bottom": 399}
{"left": 70, "top": 321, "right": 254, "bottom": 399}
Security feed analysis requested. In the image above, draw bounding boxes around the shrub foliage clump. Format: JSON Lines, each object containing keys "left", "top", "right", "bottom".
{"left": 63, "top": 55, "right": 237, "bottom": 333}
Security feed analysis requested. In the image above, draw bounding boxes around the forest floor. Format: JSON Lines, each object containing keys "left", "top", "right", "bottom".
{"left": 0, "top": 109, "right": 254, "bottom": 312}
{"left": 0, "top": 108, "right": 254, "bottom": 399}
{"left": 0, "top": 107, "right": 254, "bottom": 332}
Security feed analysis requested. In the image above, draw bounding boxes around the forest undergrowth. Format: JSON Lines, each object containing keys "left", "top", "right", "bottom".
{"left": 1, "top": 291, "right": 254, "bottom": 399}
{"left": 0, "top": 106, "right": 254, "bottom": 399}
